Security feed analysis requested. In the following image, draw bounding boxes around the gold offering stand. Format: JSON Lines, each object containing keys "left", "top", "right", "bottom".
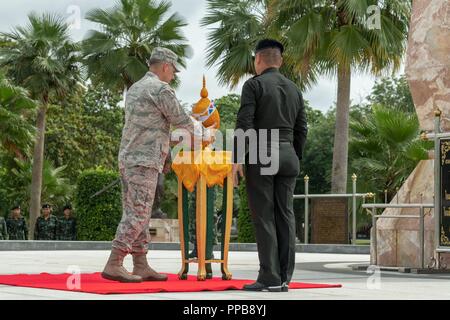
{"left": 173, "top": 150, "right": 234, "bottom": 281}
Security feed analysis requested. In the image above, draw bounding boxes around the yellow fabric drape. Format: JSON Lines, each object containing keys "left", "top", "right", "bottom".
{"left": 172, "top": 150, "right": 232, "bottom": 192}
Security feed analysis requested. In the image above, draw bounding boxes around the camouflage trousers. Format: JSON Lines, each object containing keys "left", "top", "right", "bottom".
{"left": 112, "top": 165, "right": 159, "bottom": 254}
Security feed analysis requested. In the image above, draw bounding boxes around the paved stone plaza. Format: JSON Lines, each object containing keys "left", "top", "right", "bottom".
{"left": 0, "top": 250, "right": 449, "bottom": 300}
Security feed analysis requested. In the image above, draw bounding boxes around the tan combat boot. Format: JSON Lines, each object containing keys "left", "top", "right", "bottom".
{"left": 101, "top": 248, "right": 143, "bottom": 283}
{"left": 132, "top": 253, "right": 168, "bottom": 281}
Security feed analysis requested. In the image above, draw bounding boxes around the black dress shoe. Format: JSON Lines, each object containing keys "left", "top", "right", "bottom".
{"left": 281, "top": 282, "right": 289, "bottom": 292}
{"left": 242, "top": 282, "right": 282, "bottom": 292}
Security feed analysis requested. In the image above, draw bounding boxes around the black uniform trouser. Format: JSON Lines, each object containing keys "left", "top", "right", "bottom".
{"left": 245, "top": 142, "right": 299, "bottom": 286}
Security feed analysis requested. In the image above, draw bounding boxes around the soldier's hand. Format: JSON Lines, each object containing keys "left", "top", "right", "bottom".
{"left": 232, "top": 163, "right": 244, "bottom": 187}
{"left": 162, "top": 153, "right": 172, "bottom": 174}
{"left": 203, "top": 124, "right": 217, "bottom": 145}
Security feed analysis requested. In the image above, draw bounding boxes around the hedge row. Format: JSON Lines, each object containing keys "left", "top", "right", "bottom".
{"left": 75, "top": 168, "right": 122, "bottom": 241}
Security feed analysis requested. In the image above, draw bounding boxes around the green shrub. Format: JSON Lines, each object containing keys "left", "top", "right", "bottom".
{"left": 75, "top": 168, "right": 122, "bottom": 241}
{"left": 237, "top": 181, "right": 255, "bottom": 243}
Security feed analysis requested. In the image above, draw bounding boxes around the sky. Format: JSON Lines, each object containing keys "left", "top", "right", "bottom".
{"left": 0, "top": 0, "right": 396, "bottom": 113}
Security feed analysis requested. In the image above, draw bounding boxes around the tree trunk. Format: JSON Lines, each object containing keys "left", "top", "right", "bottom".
{"left": 331, "top": 64, "right": 351, "bottom": 194}
{"left": 28, "top": 103, "right": 47, "bottom": 239}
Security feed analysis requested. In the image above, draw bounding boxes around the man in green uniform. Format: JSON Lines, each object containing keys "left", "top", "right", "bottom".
{"left": 34, "top": 204, "right": 58, "bottom": 240}
{"left": 233, "top": 39, "right": 308, "bottom": 292}
{"left": 187, "top": 186, "right": 217, "bottom": 259}
{"left": 57, "top": 205, "right": 77, "bottom": 241}
{"left": 0, "top": 214, "right": 8, "bottom": 240}
{"left": 6, "top": 205, "right": 28, "bottom": 240}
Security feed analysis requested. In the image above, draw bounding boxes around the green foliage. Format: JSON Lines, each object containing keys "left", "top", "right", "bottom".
{"left": 237, "top": 181, "right": 255, "bottom": 243}
{"left": 0, "top": 73, "right": 36, "bottom": 158}
{"left": 82, "top": 0, "right": 190, "bottom": 90}
{"left": 160, "top": 170, "right": 178, "bottom": 219}
{"left": 202, "top": 0, "right": 411, "bottom": 89}
{"left": 200, "top": 0, "right": 264, "bottom": 87}
{"left": 298, "top": 105, "right": 335, "bottom": 194}
{"left": 215, "top": 94, "right": 240, "bottom": 131}
{"left": 367, "top": 75, "right": 415, "bottom": 113}
{"left": 45, "top": 85, "right": 124, "bottom": 183}
{"left": 349, "top": 104, "right": 433, "bottom": 204}
{"left": 0, "top": 12, "right": 82, "bottom": 102}
{"left": 0, "top": 156, "right": 73, "bottom": 216}
{"left": 74, "top": 168, "right": 122, "bottom": 241}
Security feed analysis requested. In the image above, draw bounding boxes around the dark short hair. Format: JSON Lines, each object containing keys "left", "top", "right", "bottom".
{"left": 63, "top": 205, "right": 72, "bottom": 211}
{"left": 255, "top": 39, "right": 284, "bottom": 54}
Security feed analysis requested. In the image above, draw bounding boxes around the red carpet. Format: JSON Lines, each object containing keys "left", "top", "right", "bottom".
{"left": 0, "top": 273, "right": 341, "bottom": 294}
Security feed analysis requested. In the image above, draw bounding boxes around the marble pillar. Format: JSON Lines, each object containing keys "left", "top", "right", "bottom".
{"left": 373, "top": 0, "right": 450, "bottom": 268}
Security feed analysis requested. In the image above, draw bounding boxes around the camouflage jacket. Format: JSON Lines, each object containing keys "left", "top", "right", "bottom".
{"left": 34, "top": 215, "right": 58, "bottom": 240}
{"left": 57, "top": 217, "right": 77, "bottom": 241}
{"left": 0, "top": 217, "right": 8, "bottom": 240}
{"left": 118, "top": 71, "right": 202, "bottom": 172}
{"left": 6, "top": 217, "right": 28, "bottom": 240}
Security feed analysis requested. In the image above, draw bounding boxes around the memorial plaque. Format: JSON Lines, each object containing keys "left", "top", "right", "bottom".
{"left": 440, "top": 139, "right": 450, "bottom": 247}
{"left": 311, "top": 197, "right": 348, "bottom": 244}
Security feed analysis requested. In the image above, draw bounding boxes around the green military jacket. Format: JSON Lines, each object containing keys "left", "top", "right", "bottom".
{"left": 0, "top": 217, "right": 8, "bottom": 240}
{"left": 6, "top": 217, "right": 28, "bottom": 240}
{"left": 57, "top": 217, "right": 77, "bottom": 241}
{"left": 34, "top": 215, "right": 58, "bottom": 240}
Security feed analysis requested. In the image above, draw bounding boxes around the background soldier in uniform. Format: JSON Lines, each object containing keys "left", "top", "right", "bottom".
{"left": 187, "top": 186, "right": 217, "bottom": 259}
{"left": 233, "top": 39, "right": 308, "bottom": 292}
{"left": 57, "top": 205, "right": 77, "bottom": 240}
{"left": 34, "top": 204, "right": 58, "bottom": 240}
{"left": 6, "top": 205, "right": 28, "bottom": 240}
{"left": 101, "top": 47, "right": 214, "bottom": 283}
{"left": 0, "top": 214, "right": 8, "bottom": 240}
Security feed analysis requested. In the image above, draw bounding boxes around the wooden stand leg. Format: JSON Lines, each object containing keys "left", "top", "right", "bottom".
{"left": 196, "top": 175, "right": 207, "bottom": 281}
{"left": 206, "top": 186, "right": 215, "bottom": 279}
{"left": 221, "top": 174, "right": 233, "bottom": 280}
{"left": 177, "top": 181, "right": 189, "bottom": 280}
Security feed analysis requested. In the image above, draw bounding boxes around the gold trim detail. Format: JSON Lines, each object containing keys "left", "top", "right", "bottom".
{"left": 441, "top": 226, "right": 450, "bottom": 246}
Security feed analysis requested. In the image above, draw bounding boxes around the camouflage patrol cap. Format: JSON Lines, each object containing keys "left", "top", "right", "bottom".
{"left": 11, "top": 205, "right": 20, "bottom": 210}
{"left": 42, "top": 203, "right": 51, "bottom": 209}
{"left": 148, "top": 47, "right": 181, "bottom": 72}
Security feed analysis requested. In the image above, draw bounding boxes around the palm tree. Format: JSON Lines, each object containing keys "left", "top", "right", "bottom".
{"left": 349, "top": 104, "right": 432, "bottom": 201}
{"left": 0, "top": 73, "right": 36, "bottom": 160}
{"left": 82, "top": 0, "right": 190, "bottom": 91}
{"left": 0, "top": 13, "right": 82, "bottom": 238}
{"left": 202, "top": 0, "right": 411, "bottom": 193}
{"left": 200, "top": 0, "right": 309, "bottom": 88}
{"left": 8, "top": 159, "right": 73, "bottom": 214}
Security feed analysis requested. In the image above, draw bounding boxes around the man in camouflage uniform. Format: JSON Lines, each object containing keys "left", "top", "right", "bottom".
{"left": 34, "top": 204, "right": 58, "bottom": 240}
{"left": 6, "top": 205, "right": 28, "bottom": 240}
{"left": 102, "top": 47, "right": 214, "bottom": 283}
{"left": 0, "top": 214, "right": 8, "bottom": 240}
{"left": 57, "top": 205, "right": 77, "bottom": 241}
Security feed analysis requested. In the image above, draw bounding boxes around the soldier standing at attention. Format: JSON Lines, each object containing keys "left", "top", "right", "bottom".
{"left": 101, "top": 47, "right": 214, "bottom": 283}
{"left": 0, "top": 214, "right": 8, "bottom": 240}
{"left": 6, "top": 205, "right": 28, "bottom": 240}
{"left": 233, "top": 39, "right": 308, "bottom": 292}
{"left": 57, "top": 205, "right": 77, "bottom": 241}
{"left": 34, "top": 204, "right": 58, "bottom": 240}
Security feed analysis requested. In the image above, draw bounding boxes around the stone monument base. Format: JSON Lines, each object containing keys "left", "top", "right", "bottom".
{"left": 371, "top": 160, "right": 450, "bottom": 268}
